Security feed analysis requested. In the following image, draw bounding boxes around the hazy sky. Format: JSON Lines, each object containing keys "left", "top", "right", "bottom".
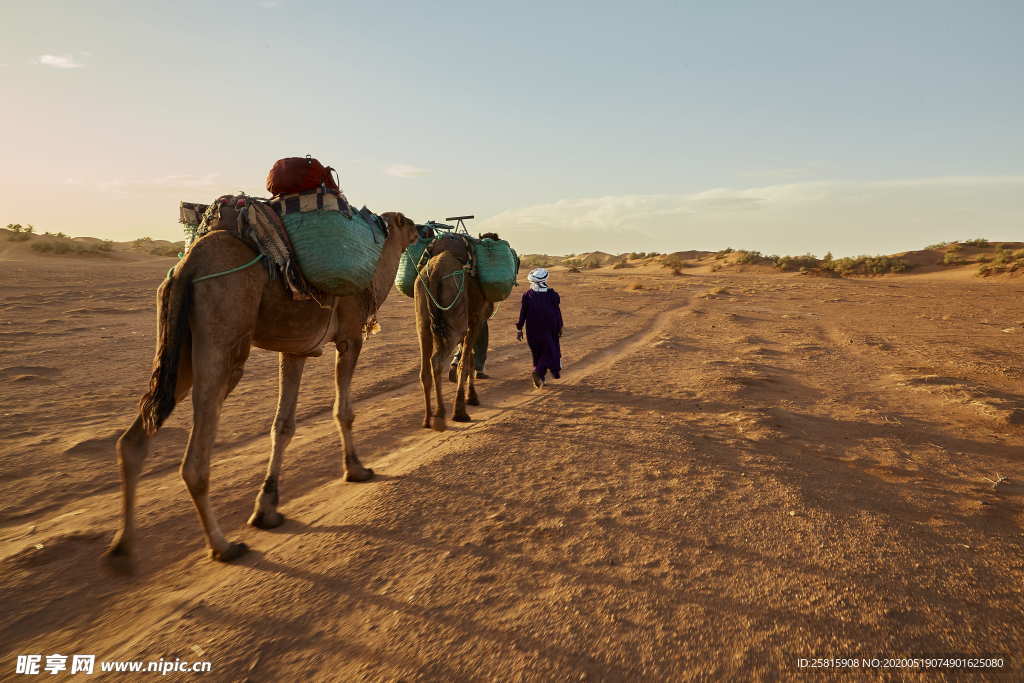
{"left": 1, "top": 1, "right": 1021, "bottom": 256}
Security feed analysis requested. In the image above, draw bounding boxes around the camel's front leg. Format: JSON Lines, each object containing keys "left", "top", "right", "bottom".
{"left": 249, "top": 352, "right": 306, "bottom": 529}
{"left": 333, "top": 338, "right": 373, "bottom": 482}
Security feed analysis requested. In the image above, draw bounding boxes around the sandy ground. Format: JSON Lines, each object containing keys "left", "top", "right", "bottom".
{"left": 1, "top": 248, "right": 1023, "bottom": 680}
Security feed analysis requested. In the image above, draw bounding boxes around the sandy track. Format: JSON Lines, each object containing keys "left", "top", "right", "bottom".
{"left": 2, "top": 255, "right": 1023, "bottom": 679}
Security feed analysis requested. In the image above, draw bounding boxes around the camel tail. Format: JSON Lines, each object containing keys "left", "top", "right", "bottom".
{"left": 425, "top": 256, "right": 449, "bottom": 342}
{"left": 139, "top": 270, "right": 192, "bottom": 435}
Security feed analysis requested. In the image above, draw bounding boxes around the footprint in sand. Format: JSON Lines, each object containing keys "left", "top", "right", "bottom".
{"left": 0, "top": 365, "right": 61, "bottom": 382}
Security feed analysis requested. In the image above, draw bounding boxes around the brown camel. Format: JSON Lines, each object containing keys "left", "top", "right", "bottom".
{"left": 415, "top": 237, "right": 494, "bottom": 431}
{"left": 104, "top": 212, "right": 418, "bottom": 567}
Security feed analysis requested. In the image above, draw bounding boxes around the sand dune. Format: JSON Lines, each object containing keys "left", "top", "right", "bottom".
{"left": 1, "top": 241, "right": 1022, "bottom": 679}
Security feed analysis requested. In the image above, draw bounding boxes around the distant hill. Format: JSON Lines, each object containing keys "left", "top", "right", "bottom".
{"left": 518, "top": 240, "right": 1024, "bottom": 278}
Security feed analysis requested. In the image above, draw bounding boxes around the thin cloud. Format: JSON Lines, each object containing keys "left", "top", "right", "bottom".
{"left": 385, "top": 164, "right": 430, "bottom": 178}
{"left": 37, "top": 54, "right": 85, "bottom": 69}
{"left": 97, "top": 173, "right": 221, "bottom": 192}
{"left": 477, "top": 176, "right": 1024, "bottom": 257}
{"left": 258, "top": 1, "right": 280, "bottom": 7}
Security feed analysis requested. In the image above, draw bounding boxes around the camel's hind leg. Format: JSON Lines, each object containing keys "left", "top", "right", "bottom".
{"left": 104, "top": 352, "right": 192, "bottom": 569}
{"left": 333, "top": 337, "right": 374, "bottom": 482}
{"left": 419, "top": 327, "right": 434, "bottom": 429}
{"left": 430, "top": 346, "right": 449, "bottom": 431}
{"left": 249, "top": 352, "right": 306, "bottom": 529}
{"left": 182, "top": 339, "right": 251, "bottom": 562}
{"left": 452, "top": 330, "right": 473, "bottom": 422}
{"left": 466, "top": 325, "right": 481, "bottom": 407}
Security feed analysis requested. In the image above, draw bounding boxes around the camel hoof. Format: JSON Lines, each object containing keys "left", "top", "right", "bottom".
{"left": 248, "top": 510, "right": 285, "bottom": 529}
{"left": 452, "top": 413, "right": 471, "bottom": 423}
{"left": 466, "top": 396, "right": 480, "bottom": 406}
{"left": 432, "top": 417, "right": 447, "bottom": 432}
{"left": 101, "top": 541, "right": 134, "bottom": 574}
{"left": 422, "top": 418, "right": 432, "bottom": 429}
{"left": 345, "top": 467, "right": 375, "bottom": 483}
{"left": 211, "top": 542, "right": 249, "bottom": 563}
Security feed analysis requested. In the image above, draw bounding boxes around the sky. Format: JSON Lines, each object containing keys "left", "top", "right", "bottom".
{"left": 1, "top": 0, "right": 1021, "bottom": 256}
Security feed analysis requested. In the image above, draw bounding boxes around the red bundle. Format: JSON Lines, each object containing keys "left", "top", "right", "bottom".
{"left": 266, "top": 156, "right": 339, "bottom": 196}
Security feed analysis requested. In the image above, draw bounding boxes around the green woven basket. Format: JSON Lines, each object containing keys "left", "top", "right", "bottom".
{"left": 474, "top": 238, "right": 519, "bottom": 302}
{"left": 283, "top": 209, "right": 384, "bottom": 296}
{"left": 394, "top": 235, "right": 432, "bottom": 298}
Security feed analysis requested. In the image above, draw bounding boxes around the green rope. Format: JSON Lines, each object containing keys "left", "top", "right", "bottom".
{"left": 192, "top": 253, "right": 265, "bottom": 283}
{"left": 416, "top": 265, "right": 467, "bottom": 311}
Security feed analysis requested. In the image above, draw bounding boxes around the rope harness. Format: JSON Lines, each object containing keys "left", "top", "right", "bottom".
{"left": 189, "top": 253, "right": 266, "bottom": 283}
{"left": 415, "top": 264, "right": 468, "bottom": 311}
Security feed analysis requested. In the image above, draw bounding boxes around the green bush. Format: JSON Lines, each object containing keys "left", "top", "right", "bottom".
{"left": 775, "top": 253, "right": 819, "bottom": 271}
{"left": 30, "top": 237, "right": 112, "bottom": 256}
{"left": 5, "top": 223, "right": 32, "bottom": 241}
{"left": 962, "top": 238, "right": 989, "bottom": 247}
{"left": 823, "top": 255, "right": 909, "bottom": 275}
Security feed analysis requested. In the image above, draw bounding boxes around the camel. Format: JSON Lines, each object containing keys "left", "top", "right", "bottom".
{"left": 415, "top": 237, "right": 494, "bottom": 431}
{"left": 104, "top": 211, "right": 418, "bottom": 567}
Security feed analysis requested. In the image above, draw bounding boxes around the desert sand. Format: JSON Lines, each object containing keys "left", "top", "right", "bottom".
{"left": 1, "top": 237, "right": 1022, "bottom": 680}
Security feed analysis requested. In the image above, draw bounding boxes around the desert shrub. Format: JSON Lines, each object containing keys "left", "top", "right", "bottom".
{"left": 30, "top": 236, "right": 111, "bottom": 256}
{"left": 993, "top": 248, "right": 1015, "bottom": 265}
{"left": 963, "top": 238, "right": 989, "bottom": 247}
{"left": 926, "top": 241, "right": 949, "bottom": 249}
{"left": 946, "top": 243, "right": 962, "bottom": 252}
{"left": 977, "top": 263, "right": 993, "bottom": 276}
{"left": 823, "top": 255, "right": 909, "bottom": 275}
{"left": 775, "top": 253, "right": 819, "bottom": 271}
{"left": 567, "top": 265, "right": 581, "bottom": 273}
{"left": 520, "top": 254, "right": 556, "bottom": 269}
{"left": 662, "top": 254, "right": 690, "bottom": 270}
{"left": 150, "top": 245, "right": 181, "bottom": 257}
{"left": 612, "top": 261, "right": 633, "bottom": 269}
{"left": 5, "top": 223, "right": 32, "bottom": 241}
{"left": 733, "top": 250, "right": 776, "bottom": 266}
{"left": 942, "top": 251, "right": 965, "bottom": 266}
{"left": 713, "top": 247, "right": 734, "bottom": 260}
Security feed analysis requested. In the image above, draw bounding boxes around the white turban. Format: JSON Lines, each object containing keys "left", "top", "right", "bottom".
{"left": 528, "top": 268, "right": 549, "bottom": 291}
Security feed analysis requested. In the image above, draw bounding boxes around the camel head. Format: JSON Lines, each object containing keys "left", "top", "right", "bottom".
{"left": 380, "top": 212, "right": 419, "bottom": 250}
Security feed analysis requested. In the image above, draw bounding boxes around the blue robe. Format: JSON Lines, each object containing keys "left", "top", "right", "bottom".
{"left": 516, "top": 288, "right": 563, "bottom": 379}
